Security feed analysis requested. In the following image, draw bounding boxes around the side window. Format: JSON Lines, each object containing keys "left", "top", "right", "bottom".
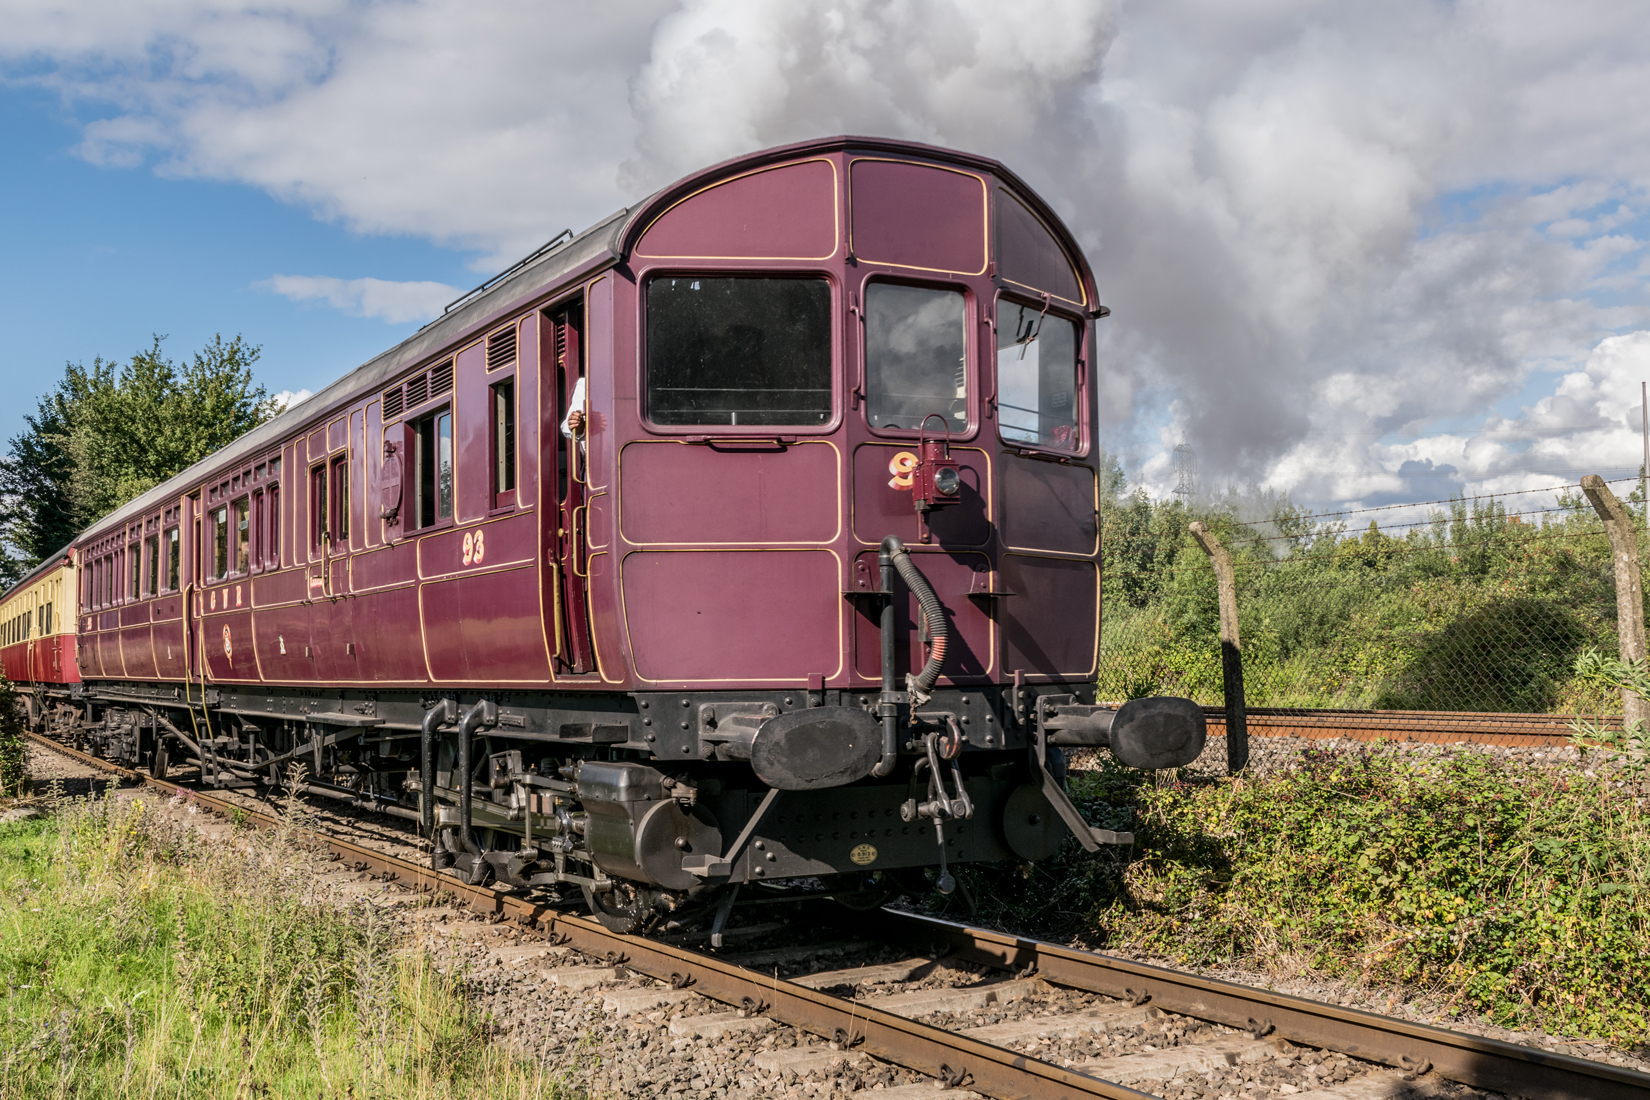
{"left": 330, "top": 455, "right": 349, "bottom": 545}
{"left": 491, "top": 378, "right": 516, "bottom": 506}
{"left": 310, "top": 465, "right": 328, "bottom": 553}
{"left": 251, "top": 490, "right": 264, "bottom": 570}
{"left": 212, "top": 506, "right": 229, "bottom": 580}
{"left": 996, "top": 298, "right": 1080, "bottom": 451}
{"left": 645, "top": 276, "right": 832, "bottom": 426}
{"left": 268, "top": 485, "right": 281, "bottom": 567}
{"left": 864, "top": 282, "right": 967, "bottom": 431}
{"left": 128, "top": 545, "right": 139, "bottom": 601}
{"left": 410, "top": 408, "right": 453, "bottom": 528}
{"left": 165, "top": 528, "right": 181, "bottom": 591}
{"left": 145, "top": 535, "right": 159, "bottom": 595}
{"left": 233, "top": 497, "right": 250, "bottom": 574}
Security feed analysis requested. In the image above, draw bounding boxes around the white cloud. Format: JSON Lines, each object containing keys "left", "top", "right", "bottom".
{"left": 272, "top": 387, "right": 313, "bottom": 410}
{"left": 259, "top": 274, "right": 459, "bottom": 324}
{"left": 6, "top": 0, "right": 1650, "bottom": 509}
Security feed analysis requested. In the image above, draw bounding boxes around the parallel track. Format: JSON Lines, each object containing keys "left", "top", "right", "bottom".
{"left": 24, "top": 732, "right": 1650, "bottom": 1100}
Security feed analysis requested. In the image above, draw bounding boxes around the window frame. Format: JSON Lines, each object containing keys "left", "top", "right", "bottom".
{"left": 329, "top": 454, "right": 350, "bottom": 551}
{"left": 991, "top": 291, "right": 1089, "bottom": 457}
{"left": 638, "top": 270, "right": 842, "bottom": 437}
{"left": 251, "top": 490, "right": 265, "bottom": 574}
{"left": 210, "top": 505, "right": 230, "bottom": 581}
{"left": 858, "top": 274, "right": 977, "bottom": 442}
{"left": 490, "top": 375, "right": 517, "bottom": 511}
{"left": 164, "top": 527, "right": 181, "bottom": 592}
{"left": 268, "top": 484, "right": 282, "bottom": 568}
{"left": 310, "top": 463, "right": 329, "bottom": 556}
{"left": 232, "top": 496, "right": 251, "bottom": 575}
{"left": 406, "top": 405, "right": 455, "bottom": 532}
{"left": 144, "top": 534, "right": 160, "bottom": 596}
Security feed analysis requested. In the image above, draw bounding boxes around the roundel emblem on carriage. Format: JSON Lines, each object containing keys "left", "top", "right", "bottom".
{"left": 222, "top": 624, "right": 233, "bottom": 662}
{"left": 887, "top": 452, "right": 918, "bottom": 491}
{"left": 849, "top": 843, "right": 878, "bottom": 866}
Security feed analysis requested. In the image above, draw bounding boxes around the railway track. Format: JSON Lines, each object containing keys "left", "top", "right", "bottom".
{"left": 1201, "top": 708, "right": 1601, "bottom": 748}
{"left": 21, "top": 732, "right": 1650, "bottom": 1100}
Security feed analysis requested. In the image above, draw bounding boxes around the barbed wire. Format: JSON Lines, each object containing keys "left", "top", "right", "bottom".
{"left": 1100, "top": 476, "right": 1640, "bottom": 549}
{"left": 1099, "top": 523, "right": 1616, "bottom": 581}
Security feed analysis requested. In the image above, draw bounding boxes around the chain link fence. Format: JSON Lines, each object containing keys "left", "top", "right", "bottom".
{"left": 1095, "top": 485, "right": 1642, "bottom": 748}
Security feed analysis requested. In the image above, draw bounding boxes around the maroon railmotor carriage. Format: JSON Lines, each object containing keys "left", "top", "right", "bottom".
{"left": 38, "top": 137, "right": 1204, "bottom": 933}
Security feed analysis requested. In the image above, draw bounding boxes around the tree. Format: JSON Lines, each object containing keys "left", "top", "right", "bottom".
{"left": 0, "top": 334, "right": 282, "bottom": 583}
{"left": 0, "top": 400, "right": 77, "bottom": 583}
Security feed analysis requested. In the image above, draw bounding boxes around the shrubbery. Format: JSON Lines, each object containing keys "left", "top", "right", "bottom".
{"left": 959, "top": 743, "right": 1650, "bottom": 1047}
{"left": 1099, "top": 489, "right": 1629, "bottom": 714}
{"left": 0, "top": 675, "right": 24, "bottom": 797}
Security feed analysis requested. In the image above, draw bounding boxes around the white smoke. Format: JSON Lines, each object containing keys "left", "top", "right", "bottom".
{"left": 6, "top": 0, "right": 1650, "bottom": 507}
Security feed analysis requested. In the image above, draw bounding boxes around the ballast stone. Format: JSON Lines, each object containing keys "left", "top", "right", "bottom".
{"left": 960, "top": 1002, "right": 1159, "bottom": 1044}
{"left": 1073, "top": 1034, "right": 1285, "bottom": 1083}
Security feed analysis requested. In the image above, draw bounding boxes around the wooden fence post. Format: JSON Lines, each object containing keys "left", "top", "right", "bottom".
{"left": 1189, "top": 522, "right": 1249, "bottom": 773}
{"left": 1581, "top": 475, "right": 1650, "bottom": 729}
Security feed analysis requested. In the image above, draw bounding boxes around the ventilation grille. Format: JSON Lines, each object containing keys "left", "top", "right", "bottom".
{"left": 487, "top": 326, "right": 518, "bottom": 371}
{"left": 404, "top": 374, "right": 428, "bottom": 408}
{"left": 428, "top": 360, "right": 454, "bottom": 396}
{"left": 382, "top": 386, "right": 405, "bottom": 421}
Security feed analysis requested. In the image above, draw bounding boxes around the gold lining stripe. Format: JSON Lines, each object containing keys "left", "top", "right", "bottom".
{"left": 618, "top": 548, "right": 845, "bottom": 685}
{"left": 617, "top": 440, "right": 843, "bottom": 547}
{"left": 635, "top": 159, "right": 841, "bottom": 262}
{"left": 847, "top": 157, "right": 989, "bottom": 277}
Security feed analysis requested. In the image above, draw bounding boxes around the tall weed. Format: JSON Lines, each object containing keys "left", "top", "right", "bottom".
{"left": 0, "top": 792, "right": 571, "bottom": 1098}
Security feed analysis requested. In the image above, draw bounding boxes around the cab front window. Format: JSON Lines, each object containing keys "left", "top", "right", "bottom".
{"left": 996, "top": 298, "right": 1080, "bottom": 450}
{"left": 864, "top": 282, "right": 966, "bottom": 431}
{"left": 646, "top": 276, "right": 831, "bottom": 427}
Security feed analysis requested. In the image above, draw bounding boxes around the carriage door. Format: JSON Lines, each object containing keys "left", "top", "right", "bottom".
{"left": 185, "top": 493, "right": 201, "bottom": 681}
{"left": 544, "top": 301, "right": 595, "bottom": 674}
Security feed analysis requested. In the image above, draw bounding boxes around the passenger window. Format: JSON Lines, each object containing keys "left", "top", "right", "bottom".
{"left": 310, "top": 465, "right": 328, "bottom": 552}
{"left": 330, "top": 456, "right": 349, "bottom": 545}
{"left": 251, "top": 491, "right": 264, "bottom": 570}
{"left": 145, "top": 535, "right": 159, "bottom": 595}
{"left": 997, "top": 299, "right": 1080, "bottom": 450}
{"left": 165, "top": 528, "right": 181, "bottom": 591}
{"left": 211, "top": 507, "right": 229, "bottom": 580}
{"left": 646, "top": 277, "right": 831, "bottom": 426}
{"left": 128, "top": 545, "right": 140, "bottom": 600}
{"left": 864, "top": 282, "right": 967, "bottom": 431}
{"left": 233, "top": 497, "right": 251, "bottom": 573}
{"left": 410, "top": 408, "right": 453, "bottom": 528}
{"left": 268, "top": 485, "right": 281, "bottom": 567}
{"left": 492, "top": 378, "right": 516, "bottom": 506}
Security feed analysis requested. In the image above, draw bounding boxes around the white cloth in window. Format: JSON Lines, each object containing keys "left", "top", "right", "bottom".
{"left": 560, "top": 377, "right": 586, "bottom": 439}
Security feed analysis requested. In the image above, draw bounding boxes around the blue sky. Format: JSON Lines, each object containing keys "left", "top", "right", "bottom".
{"left": 0, "top": 84, "right": 473, "bottom": 442}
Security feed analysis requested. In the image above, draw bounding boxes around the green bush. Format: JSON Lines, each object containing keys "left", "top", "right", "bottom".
{"left": 0, "top": 674, "right": 25, "bottom": 797}
{"left": 1099, "top": 491, "right": 1627, "bottom": 713}
{"left": 963, "top": 747, "right": 1649, "bottom": 1047}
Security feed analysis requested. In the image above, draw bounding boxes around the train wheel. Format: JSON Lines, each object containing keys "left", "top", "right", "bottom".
{"left": 581, "top": 881, "right": 655, "bottom": 935}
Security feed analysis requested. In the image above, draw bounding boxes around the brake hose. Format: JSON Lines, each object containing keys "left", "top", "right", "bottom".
{"left": 883, "top": 536, "right": 949, "bottom": 703}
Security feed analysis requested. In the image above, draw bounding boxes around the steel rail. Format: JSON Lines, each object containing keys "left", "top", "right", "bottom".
{"left": 875, "top": 914, "right": 1650, "bottom": 1100}
{"left": 23, "top": 733, "right": 1150, "bottom": 1100}
{"left": 27, "top": 733, "right": 1650, "bottom": 1100}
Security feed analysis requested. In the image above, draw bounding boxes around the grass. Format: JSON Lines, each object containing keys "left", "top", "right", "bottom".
{"left": 0, "top": 789, "right": 574, "bottom": 1099}
{"left": 954, "top": 743, "right": 1650, "bottom": 1050}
